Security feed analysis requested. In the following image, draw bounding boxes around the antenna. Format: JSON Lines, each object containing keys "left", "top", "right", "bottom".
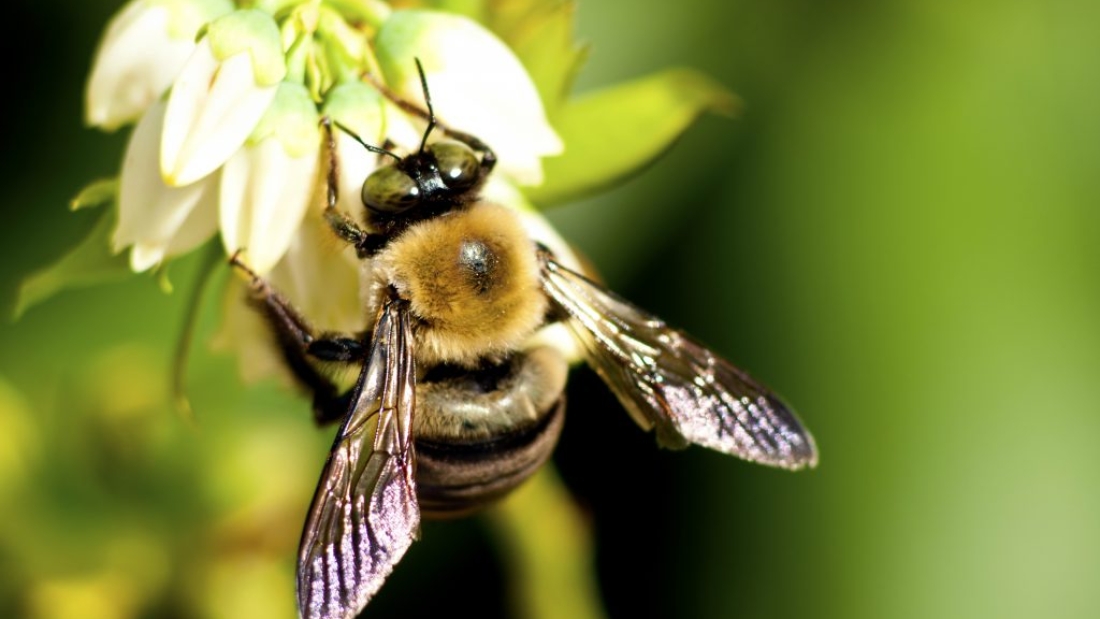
{"left": 414, "top": 58, "right": 437, "bottom": 153}
{"left": 333, "top": 119, "right": 401, "bottom": 163}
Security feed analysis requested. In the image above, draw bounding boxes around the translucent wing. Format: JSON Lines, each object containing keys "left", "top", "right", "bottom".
{"left": 297, "top": 298, "right": 419, "bottom": 619}
{"left": 540, "top": 253, "right": 817, "bottom": 470}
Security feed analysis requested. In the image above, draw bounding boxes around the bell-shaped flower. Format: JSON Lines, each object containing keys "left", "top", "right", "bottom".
{"left": 85, "top": 0, "right": 234, "bottom": 131}
{"left": 219, "top": 82, "right": 321, "bottom": 275}
{"left": 114, "top": 99, "right": 219, "bottom": 272}
{"left": 375, "top": 10, "right": 564, "bottom": 186}
{"left": 160, "top": 9, "right": 286, "bottom": 187}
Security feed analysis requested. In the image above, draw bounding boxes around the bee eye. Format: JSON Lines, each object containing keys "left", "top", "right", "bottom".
{"left": 429, "top": 141, "right": 480, "bottom": 189}
{"left": 363, "top": 166, "right": 420, "bottom": 214}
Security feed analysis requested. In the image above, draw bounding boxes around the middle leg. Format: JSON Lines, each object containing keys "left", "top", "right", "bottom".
{"left": 231, "top": 252, "right": 366, "bottom": 425}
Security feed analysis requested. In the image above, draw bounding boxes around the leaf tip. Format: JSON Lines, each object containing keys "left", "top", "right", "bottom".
{"left": 11, "top": 270, "right": 58, "bottom": 322}
{"left": 70, "top": 178, "right": 120, "bottom": 212}
{"left": 666, "top": 67, "right": 742, "bottom": 118}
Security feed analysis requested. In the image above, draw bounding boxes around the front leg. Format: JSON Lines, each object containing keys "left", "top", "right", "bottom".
{"left": 320, "top": 117, "right": 389, "bottom": 257}
{"left": 231, "top": 253, "right": 366, "bottom": 425}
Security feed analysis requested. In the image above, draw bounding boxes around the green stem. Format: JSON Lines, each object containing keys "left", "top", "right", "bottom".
{"left": 486, "top": 465, "right": 608, "bottom": 619}
{"left": 171, "top": 240, "right": 225, "bottom": 424}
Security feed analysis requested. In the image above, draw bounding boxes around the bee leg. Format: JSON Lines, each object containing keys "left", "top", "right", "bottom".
{"left": 230, "top": 252, "right": 366, "bottom": 425}
{"left": 320, "top": 117, "right": 388, "bottom": 257}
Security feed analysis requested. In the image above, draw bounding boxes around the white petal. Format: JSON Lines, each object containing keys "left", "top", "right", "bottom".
{"left": 85, "top": 2, "right": 196, "bottom": 130}
{"left": 128, "top": 179, "right": 218, "bottom": 271}
{"left": 164, "top": 179, "right": 220, "bottom": 256}
{"left": 219, "top": 138, "right": 319, "bottom": 274}
{"left": 161, "top": 44, "right": 278, "bottom": 186}
{"left": 115, "top": 99, "right": 218, "bottom": 271}
{"left": 421, "top": 70, "right": 562, "bottom": 185}
{"left": 378, "top": 11, "right": 563, "bottom": 185}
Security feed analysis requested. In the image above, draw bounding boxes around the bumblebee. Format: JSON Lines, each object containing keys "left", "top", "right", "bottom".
{"left": 232, "top": 65, "right": 817, "bottom": 619}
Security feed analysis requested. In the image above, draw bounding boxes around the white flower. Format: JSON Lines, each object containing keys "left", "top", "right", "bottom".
{"left": 112, "top": 9, "right": 297, "bottom": 273}
{"left": 114, "top": 99, "right": 219, "bottom": 271}
{"left": 219, "top": 83, "right": 321, "bottom": 274}
{"left": 102, "top": 3, "right": 568, "bottom": 284}
{"left": 160, "top": 9, "right": 286, "bottom": 187}
{"left": 375, "top": 10, "right": 564, "bottom": 186}
{"left": 85, "top": 0, "right": 233, "bottom": 131}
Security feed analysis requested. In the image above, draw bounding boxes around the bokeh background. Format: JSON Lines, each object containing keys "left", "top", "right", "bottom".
{"left": 2, "top": 1, "right": 1099, "bottom": 618}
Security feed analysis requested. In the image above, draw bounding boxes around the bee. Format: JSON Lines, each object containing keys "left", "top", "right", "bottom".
{"left": 231, "top": 63, "right": 817, "bottom": 619}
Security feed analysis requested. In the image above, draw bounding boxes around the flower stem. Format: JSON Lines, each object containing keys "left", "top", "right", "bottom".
{"left": 486, "top": 465, "right": 608, "bottom": 619}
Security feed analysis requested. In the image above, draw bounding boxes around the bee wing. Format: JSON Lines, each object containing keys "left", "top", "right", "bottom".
{"left": 297, "top": 298, "right": 419, "bottom": 619}
{"left": 540, "top": 254, "right": 817, "bottom": 470}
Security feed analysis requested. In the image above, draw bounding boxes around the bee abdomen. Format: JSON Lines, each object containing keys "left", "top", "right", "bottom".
{"left": 412, "top": 346, "right": 568, "bottom": 517}
{"left": 414, "top": 397, "right": 564, "bottom": 517}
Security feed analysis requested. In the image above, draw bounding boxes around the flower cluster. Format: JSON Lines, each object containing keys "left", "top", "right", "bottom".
{"left": 87, "top": 0, "right": 563, "bottom": 279}
{"left": 10, "top": 0, "right": 737, "bottom": 379}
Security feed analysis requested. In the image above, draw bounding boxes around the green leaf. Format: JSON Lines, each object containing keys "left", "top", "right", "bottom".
{"left": 527, "top": 68, "right": 740, "bottom": 207}
{"left": 70, "top": 178, "right": 118, "bottom": 211}
{"left": 484, "top": 0, "right": 588, "bottom": 114}
{"left": 12, "top": 187, "right": 132, "bottom": 320}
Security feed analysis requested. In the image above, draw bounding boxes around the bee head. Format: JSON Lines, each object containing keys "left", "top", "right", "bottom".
{"left": 360, "top": 139, "right": 485, "bottom": 217}
{"left": 345, "top": 59, "right": 497, "bottom": 227}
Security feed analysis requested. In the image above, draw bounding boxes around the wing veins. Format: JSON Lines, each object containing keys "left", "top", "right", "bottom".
{"left": 540, "top": 254, "right": 817, "bottom": 470}
{"left": 297, "top": 298, "right": 420, "bottom": 619}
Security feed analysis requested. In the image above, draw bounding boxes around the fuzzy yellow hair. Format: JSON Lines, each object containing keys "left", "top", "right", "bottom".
{"left": 372, "top": 203, "right": 548, "bottom": 367}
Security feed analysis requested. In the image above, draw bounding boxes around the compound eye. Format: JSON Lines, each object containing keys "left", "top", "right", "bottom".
{"left": 362, "top": 166, "right": 420, "bottom": 214}
{"left": 430, "top": 141, "right": 480, "bottom": 189}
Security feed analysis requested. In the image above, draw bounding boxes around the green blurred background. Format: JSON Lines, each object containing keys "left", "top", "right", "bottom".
{"left": 3, "top": 0, "right": 1099, "bottom": 618}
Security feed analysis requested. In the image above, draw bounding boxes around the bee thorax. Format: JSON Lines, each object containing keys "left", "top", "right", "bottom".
{"left": 373, "top": 203, "right": 548, "bottom": 366}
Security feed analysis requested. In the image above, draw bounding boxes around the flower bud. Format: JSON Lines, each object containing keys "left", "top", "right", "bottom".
{"left": 85, "top": 0, "right": 234, "bottom": 131}
{"left": 160, "top": 9, "right": 286, "bottom": 187}
{"left": 114, "top": 99, "right": 219, "bottom": 272}
{"left": 219, "top": 82, "right": 321, "bottom": 274}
